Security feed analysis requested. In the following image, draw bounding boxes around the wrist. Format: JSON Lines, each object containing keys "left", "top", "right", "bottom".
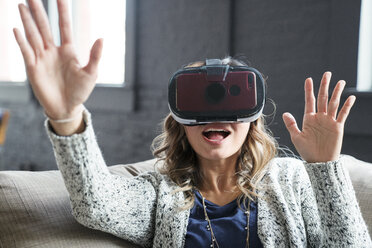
{"left": 45, "top": 105, "right": 86, "bottom": 123}
{"left": 48, "top": 107, "right": 86, "bottom": 136}
{"left": 304, "top": 155, "right": 340, "bottom": 164}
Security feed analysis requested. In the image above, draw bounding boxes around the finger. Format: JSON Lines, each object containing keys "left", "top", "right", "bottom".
{"left": 337, "top": 95, "right": 356, "bottom": 124}
{"left": 28, "top": 0, "right": 54, "bottom": 48}
{"left": 328, "top": 80, "right": 346, "bottom": 119}
{"left": 304, "top": 77, "right": 316, "bottom": 114}
{"left": 282, "top": 113, "right": 301, "bottom": 138}
{"left": 18, "top": 4, "right": 44, "bottom": 55}
{"left": 317, "top": 71, "right": 331, "bottom": 113}
{"left": 57, "top": 0, "right": 73, "bottom": 44}
{"left": 83, "top": 39, "right": 103, "bottom": 75}
{"left": 13, "top": 28, "right": 35, "bottom": 66}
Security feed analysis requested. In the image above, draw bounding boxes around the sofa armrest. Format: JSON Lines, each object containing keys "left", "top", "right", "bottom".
{"left": 340, "top": 155, "right": 372, "bottom": 238}
{"left": 0, "top": 159, "right": 157, "bottom": 248}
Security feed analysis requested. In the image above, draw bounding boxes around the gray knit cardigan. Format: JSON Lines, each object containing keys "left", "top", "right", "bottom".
{"left": 47, "top": 111, "right": 371, "bottom": 248}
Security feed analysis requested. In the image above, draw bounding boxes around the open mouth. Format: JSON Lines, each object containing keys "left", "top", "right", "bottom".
{"left": 202, "top": 129, "right": 231, "bottom": 141}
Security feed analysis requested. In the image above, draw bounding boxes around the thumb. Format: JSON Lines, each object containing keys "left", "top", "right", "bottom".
{"left": 83, "top": 38, "right": 103, "bottom": 75}
{"left": 282, "top": 112, "right": 301, "bottom": 138}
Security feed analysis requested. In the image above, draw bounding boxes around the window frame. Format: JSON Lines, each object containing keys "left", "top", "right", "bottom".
{"left": 0, "top": 82, "right": 31, "bottom": 104}
{"left": 0, "top": 0, "right": 136, "bottom": 112}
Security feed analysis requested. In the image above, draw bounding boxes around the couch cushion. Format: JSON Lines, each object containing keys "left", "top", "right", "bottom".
{"left": 0, "top": 159, "right": 156, "bottom": 248}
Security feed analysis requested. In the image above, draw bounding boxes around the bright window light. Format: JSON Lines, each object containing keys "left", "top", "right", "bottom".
{"left": 357, "top": 0, "right": 372, "bottom": 91}
{"left": 49, "top": 0, "right": 126, "bottom": 85}
{"left": 0, "top": 0, "right": 27, "bottom": 82}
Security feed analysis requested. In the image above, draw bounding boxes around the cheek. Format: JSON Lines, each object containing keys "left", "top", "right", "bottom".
{"left": 233, "top": 123, "right": 251, "bottom": 146}
{"left": 183, "top": 126, "right": 199, "bottom": 147}
{"left": 235, "top": 123, "right": 250, "bottom": 136}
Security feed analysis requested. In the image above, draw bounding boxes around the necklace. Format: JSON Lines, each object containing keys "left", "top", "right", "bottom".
{"left": 198, "top": 190, "right": 251, "bottom": 248}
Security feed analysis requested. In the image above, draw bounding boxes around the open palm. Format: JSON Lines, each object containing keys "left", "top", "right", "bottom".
{"left": 282, "top": 72, "right": 356, "bottom": 163}
{"left": 14, "top": 0, "right": 102, "bottom": 120}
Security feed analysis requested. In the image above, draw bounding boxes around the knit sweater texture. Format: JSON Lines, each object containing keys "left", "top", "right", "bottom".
{"left": 46, "top": 111, "right": 372, "bottom": 248}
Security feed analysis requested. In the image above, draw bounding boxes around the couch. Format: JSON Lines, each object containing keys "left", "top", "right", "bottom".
{"left": 0, "top": 155, "right": 371, "bottom": 248}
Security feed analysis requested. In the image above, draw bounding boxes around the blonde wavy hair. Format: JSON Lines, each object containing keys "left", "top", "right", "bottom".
{"left": 152, "top": 57, "right": 278, "bottom": 210}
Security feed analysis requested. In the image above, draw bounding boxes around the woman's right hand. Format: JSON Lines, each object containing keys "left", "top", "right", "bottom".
{"left": 13, "top": 0, "right": 103, "bottom": 135}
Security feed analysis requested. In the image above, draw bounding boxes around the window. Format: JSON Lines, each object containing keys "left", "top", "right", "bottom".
{"left": 0, "top": 0, "right": 27, "bottom": 83}
{"left": 0, "top": 0, "right": 126, "bottom": 85}
{"left": 0, "top": 0, "right": 26, "bottom": 82}
{"left": 49, "top": 0, "right": 136, "bottom": 111}
{"left": 0, "top": 0, "right": 30, "bottom": 103}
{"left": 357, "top": 0, "right": 372, "bottom": 91}
{"left": 0, "top": 0, "right": 136, "bottom": 110}
{"left": 48, "top": 0, "right": 126, "bottom": 85}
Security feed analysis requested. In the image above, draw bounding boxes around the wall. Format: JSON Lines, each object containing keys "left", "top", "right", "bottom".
{"left": 0, "top": 0, "right": 370, "bottom": 171}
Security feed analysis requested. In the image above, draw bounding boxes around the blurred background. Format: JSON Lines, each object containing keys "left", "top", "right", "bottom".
{"left": 0, "top": 0, "right": 371, "bottom": 171}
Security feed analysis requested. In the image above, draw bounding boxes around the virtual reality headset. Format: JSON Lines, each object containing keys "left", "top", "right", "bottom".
{"left": 168, "top": 59, "right": 265, "bottom": 125}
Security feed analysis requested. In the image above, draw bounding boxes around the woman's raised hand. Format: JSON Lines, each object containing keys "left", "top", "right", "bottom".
{"left": 282, "top": 72, "right": 355, "bottom": 163}
{"left": 14, "top": 0, "right": 102, "bottom": 133}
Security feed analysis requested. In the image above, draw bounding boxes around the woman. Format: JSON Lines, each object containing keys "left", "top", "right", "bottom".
{"left": 14, "top": 0, "right": 371, "bottom": 247}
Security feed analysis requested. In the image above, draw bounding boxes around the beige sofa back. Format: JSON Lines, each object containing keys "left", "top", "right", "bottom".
{"left": 0, "top": 156, "right": 371, "bottom": 247}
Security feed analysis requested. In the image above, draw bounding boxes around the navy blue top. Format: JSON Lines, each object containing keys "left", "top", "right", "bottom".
{"left": 184, "top": 190, "right": 263, "bottom": 248}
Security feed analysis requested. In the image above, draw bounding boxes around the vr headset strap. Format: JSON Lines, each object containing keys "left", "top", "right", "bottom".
{"left": 205, "top": 59, "right": 230, "bottom": 81}
{"left": 206, "top": 59, "right": 222, "bottom": 65}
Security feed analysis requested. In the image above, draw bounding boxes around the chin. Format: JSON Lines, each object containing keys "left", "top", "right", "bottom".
{"left": 198, "top": 149, "right": 240, "bottom": 163}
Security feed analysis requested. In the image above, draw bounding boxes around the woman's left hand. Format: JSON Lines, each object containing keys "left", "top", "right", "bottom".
{"left": 282, "top": 72, "right": 356, "bottom": 163}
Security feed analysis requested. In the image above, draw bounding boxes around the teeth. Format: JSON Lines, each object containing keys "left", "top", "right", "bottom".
{"left": 204, "top": 129, "right": 230, "bottom": 133}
